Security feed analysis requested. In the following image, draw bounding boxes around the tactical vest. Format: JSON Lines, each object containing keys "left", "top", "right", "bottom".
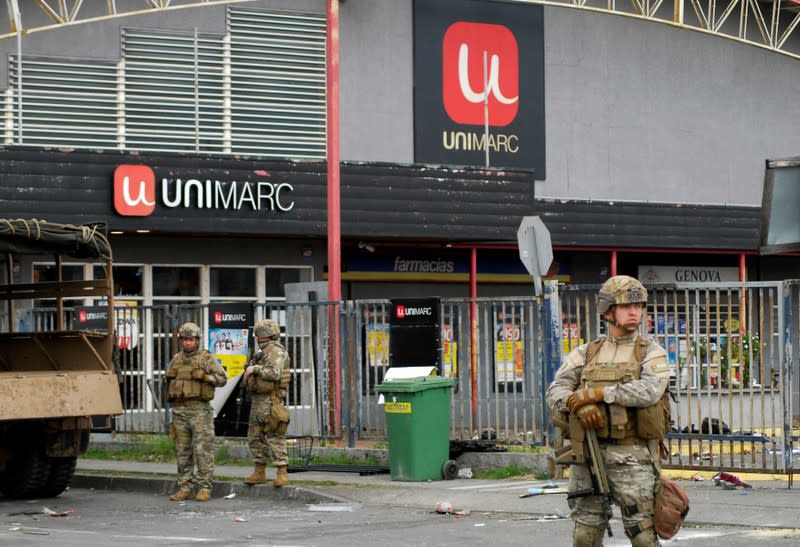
{"left": 581, "top": 335, "right": 667, "bottom": 441}
{"left": 167, "top": 351, "right": 215, "bottom": 402}
{"left": 245, "top": 345, "right": 291, "bottom": 394}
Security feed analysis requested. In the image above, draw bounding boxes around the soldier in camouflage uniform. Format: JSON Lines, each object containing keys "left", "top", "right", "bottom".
{"left": 547, "top": 276, "right": 671, "bottom": 546}
{"left": 243, "top": 319, "right": 291, "bottom": 487}
{"left": 165, "top": 322, "right": 227, "bottom": 502}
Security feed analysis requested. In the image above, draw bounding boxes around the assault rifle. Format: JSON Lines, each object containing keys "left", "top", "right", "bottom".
{"left": 553, "top": 413, "right": 614, "bottom": 538}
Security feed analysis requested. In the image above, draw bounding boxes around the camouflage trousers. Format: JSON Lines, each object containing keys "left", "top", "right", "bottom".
{"left": 171, "top": 400, "right": 217, "bottom": 491}
{"left": 568, "top": 444, "right": 658, "bottom": 535}
{"left": 247, "top": 393, "right": 288, "bottom": 467}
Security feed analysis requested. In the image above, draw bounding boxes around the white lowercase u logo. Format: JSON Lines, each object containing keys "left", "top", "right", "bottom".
{"left": 114, "top": 164, "right": 156, "bottom": 216}
{"left": 442, "top": 22, "right": 519, "bottom": 126}
{"left": 457, "top": 44, "right": 518, "bottom": 106}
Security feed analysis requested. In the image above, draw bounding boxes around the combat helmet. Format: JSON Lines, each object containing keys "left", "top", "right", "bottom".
{"left": 254, "top": 319, "right": 280, "bottom": 339}
{"left": 598, "top": 275, "right": 648, "bottom": 315}
{"left": 178, "top": 322, "right": 202, "bottom": 339}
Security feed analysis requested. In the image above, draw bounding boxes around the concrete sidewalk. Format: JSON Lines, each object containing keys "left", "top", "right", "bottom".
{"left": 74, "top": 458, "right": 800, "bottom": 531}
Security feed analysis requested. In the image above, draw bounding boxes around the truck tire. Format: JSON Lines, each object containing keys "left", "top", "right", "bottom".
{"left": 0, "top": 446, "right": 51, "bottom": 499}
{"left": 36, "top": 456, "right": 78, "bottom": 498}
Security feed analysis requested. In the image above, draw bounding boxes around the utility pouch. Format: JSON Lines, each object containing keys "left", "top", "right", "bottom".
{"left": 567, "top": 413, "right": 586, "bottom": 462}
{"left": 608, "top": 404, "right": 628, "bottom": 439}
{"left": 246, "top": 375, "right": 276, "bottom": 394}
{"left": 267, "top": 400, "right": 290, "bottom": 435}
{"left": 637, "top": 403, "right": 666, "bottom": 440}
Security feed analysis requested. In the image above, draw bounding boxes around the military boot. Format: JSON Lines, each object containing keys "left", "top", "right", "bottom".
{"left": 169, "top": 488, "right": 195, "bottom": 501}
{"left": 195, "top": 489, "right": 212, "bottom": 502}
{"left": 273, "top": 465, "right": 289, "bottom": 487}
{"left": 243, "top": 463, "right": 267, "bottom": 485}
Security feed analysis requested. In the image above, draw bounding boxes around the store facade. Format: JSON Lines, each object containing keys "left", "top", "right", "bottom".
{"left": 0, "top": 0, "right": 798, "bottom": 296}
{"left": 0, "top": 145, "right": 780, "bottom": 308}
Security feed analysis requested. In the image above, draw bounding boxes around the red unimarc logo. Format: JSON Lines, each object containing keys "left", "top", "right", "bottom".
{"left": 79, "top": 310, "right": 87, "bottom": 323}
{"left": 214, "top": 311, "right": 223, "bottom": 324}
{"left": 114, "top": 164, "right": 156, "bottom": 216}
{"left": 442, "top": 22, "right": 519, "bottom": 127}
{"left": 395, "top": 305, "right": 406, "bottom": 319}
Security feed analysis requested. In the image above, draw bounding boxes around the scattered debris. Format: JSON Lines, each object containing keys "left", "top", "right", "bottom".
{"left": 536, "top": 513, "right": 569, "bottom": 521}
{"left": 234, "top": 516, "right": 247, "bottom": 522}
{"left": 42, "top": 507, "right": 75, "bottom": 517}
{"left": 457, "top": 467, "right": 473, "bottom": 479}
{"left": 713, "top": 471, "right": 752, "bottom": 489}
{"left": 520, "top": 482, "right": 568, "bottom": 498}
{"left": 307, "top": 503, "right": 362, "bottom": 512}
{"left": 435, "top": 501, "right": 453, "bottom": 514}
{"left": 691, "top": 475, "right": 705, "bottom": 481}
{"left": 223, "top": 493, "right": 236, "bottom": 499}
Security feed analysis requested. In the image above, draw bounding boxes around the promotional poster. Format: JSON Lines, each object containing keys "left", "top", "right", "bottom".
{"left": 208, "top": 303, "right": 252, "bottom": 378}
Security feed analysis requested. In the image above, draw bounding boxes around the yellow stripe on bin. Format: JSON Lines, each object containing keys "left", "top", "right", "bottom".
{"left": 384, "top": 402, "right": 412, "bottom": 414}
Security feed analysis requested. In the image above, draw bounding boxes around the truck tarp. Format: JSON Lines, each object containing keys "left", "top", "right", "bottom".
{"left": 0, "top": 218, "right": 111, "bottom": 260}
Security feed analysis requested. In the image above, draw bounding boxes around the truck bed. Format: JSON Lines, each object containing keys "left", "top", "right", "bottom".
{"left": 0, "top": 330, "right": 122, "bottom": 420}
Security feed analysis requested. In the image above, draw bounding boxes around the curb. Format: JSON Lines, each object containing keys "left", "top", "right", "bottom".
{"left": 72, "top": 473, "right": 344, "bottom": 504}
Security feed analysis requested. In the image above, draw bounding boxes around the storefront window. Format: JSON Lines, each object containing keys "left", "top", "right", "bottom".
{"left": 93, "top": 264, "right": 143, "bottom": 297}
{"left": 153, "top": 266, "right": 200, "bottom": 297}
{"left": 34, "top": 263, "right": 84, "bottom": 283}
{"left": 264, "top": 267, "right": 312, "bottom": 299}
{"left": 32, "top": 263, "right": 86, "bottom": 309}
{"left": 210, "top": 267, "right": 256, "bottom": 298}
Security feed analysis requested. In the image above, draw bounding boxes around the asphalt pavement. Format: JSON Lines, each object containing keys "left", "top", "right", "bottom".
{"left": 73, "top": 458, "right": 800, "bottom": 533}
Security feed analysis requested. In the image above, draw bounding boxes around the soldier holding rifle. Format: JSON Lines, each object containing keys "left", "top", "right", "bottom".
{"left": 547, "top": 276, "right": 671, "bottom": 546}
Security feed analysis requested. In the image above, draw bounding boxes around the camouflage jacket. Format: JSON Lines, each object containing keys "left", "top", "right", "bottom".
{"left": 249, "top": 340, "right": 289, "bottom": 384}
{"left": 546, "top": 332, "right": 669, "bottom": 415}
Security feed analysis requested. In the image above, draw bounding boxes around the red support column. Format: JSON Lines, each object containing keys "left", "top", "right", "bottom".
{"left": 739, "top": 253, "right": 746, "bottom": 282}
{"left": 470, "top": 247, "right": 478, "bottom": 426}
{"left": 326, "top": 0, "right": 342, "bottom": 436}
{"left": 610, "top": 250, "right": 617, "bottom": 277}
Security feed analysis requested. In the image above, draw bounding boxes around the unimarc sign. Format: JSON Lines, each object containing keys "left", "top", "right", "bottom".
{"left": 113, "top": 164, "right": 294, "bottom": 217}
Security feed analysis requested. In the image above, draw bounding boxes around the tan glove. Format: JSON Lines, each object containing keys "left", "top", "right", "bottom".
{"left": 566, "top": 387, "right": 605, "bottom": 413}
{"left": 576, "top": 404, "right": 606, "bottom": 430}
{"left": 191, "top": 368, "right": 209, "bottom": 383}
{"left": 165, "top": 368, "right": 178, "bottom": 379}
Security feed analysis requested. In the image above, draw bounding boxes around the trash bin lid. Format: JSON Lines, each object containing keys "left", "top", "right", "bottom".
{"left": 375, "top": 376, "right": 454, "bottom": 393}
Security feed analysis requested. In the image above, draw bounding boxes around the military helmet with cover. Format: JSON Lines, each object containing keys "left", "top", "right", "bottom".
{"left": 178, "top": 322, "right": 202, "bottom": 339}
{"left": 254, "top": 319, "right": 280, "bottom": 339}
{"left": 598, "top": 275, "right": 648, "bottom": 315}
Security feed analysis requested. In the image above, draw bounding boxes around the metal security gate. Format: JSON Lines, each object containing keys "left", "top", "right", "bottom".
{"left": 44, "top": 279, "right": 798, "bottom": 477}
{"left": 342, "top": 295, "right": 553, "bottom": 446}
{"left": 559, "top": 281, "right": 793, "bottom": 474}
{"left": 109, "top": 301, "right": 337, "bottom": 438}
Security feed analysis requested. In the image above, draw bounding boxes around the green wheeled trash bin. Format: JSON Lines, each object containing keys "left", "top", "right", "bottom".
{"left": 375, "top": 376, "right": 457, "bottom": 481}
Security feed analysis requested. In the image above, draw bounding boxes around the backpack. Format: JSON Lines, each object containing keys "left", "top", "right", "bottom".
{"left": 653, "top": 476, "right": 690, "bottom": 539}
{"left": 584, "top": 335, "right": 673, "bottom": 440}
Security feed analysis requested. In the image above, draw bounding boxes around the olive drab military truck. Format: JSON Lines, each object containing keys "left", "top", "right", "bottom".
{"left": 0, "top": 219, "right": 123, "bottom": 499}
